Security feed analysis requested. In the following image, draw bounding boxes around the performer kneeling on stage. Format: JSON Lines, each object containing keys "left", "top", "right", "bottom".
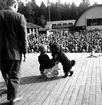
{"left": 49, "top": 42, "right": 76, "bottom": 78}
{"left": 38, "top": 45, "right": 59, "bottom": 78}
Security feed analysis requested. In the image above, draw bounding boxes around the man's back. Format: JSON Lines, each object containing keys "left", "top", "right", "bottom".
{"left": 0, "top": 0, "right": 27, "bottom": 103}
{"left": 0, "top": 9, "right": 27, "bottom": 60}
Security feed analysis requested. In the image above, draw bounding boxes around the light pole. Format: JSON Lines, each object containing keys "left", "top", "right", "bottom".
{"left": 47, "top": 0, "right": 51, "bottom": 30}
{"left": 48, "top": 4, "right": 50, "bottom": 23}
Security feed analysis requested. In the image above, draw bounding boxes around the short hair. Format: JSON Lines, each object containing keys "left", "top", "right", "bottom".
{"left": 39, "top": 45, "right": 47, "bottom": 52}
{"left": 49, "top": 42, "right": 61, "bottom": 53}
{"left": 6, "top": 0, "right": 18, "bottom": 7}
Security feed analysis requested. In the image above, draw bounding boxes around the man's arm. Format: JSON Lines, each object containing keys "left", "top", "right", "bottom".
{"left": 19, "top": 15, "right": 27, "bottom": 61}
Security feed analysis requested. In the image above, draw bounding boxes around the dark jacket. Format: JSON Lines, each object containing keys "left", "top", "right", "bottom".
{"left": 38, "top": 53, "right": 53, "bottom": 70}
{"left": 52, "top": 51, "right": 72, "bottom": 73}
{"left": 0, "top": 9, "right": 27, "bottom": 60}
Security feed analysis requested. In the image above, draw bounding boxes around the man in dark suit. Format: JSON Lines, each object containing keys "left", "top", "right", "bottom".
{"left": 0, "top": 0, "right": 27, "bottom": 103}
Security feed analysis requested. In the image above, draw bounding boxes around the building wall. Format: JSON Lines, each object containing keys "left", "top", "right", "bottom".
{"left": 75, "top": 5, "right": 102, "bottom": 30}
{"left": 86, "top": 25, "right": 102, "bottom": 30}
{"left": 46, "top": 20, "right": 76, "bottom": 30}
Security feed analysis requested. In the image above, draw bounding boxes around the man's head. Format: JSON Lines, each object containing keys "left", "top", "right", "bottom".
{"left": 49, "top": 42, "right": 61, "bottom": 53}
{"left": 39, "top": 45, "right": 47, "bottom": 53}
{"left": 6, "top": 0, "right": 18, "bottom": 11}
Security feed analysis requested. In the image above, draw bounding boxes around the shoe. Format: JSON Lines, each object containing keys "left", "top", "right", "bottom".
{"left": 63, "top": 73, "right": 68, "bottom": 78}
{"left": 68, "top": 71, "right": 74, "bottom": 76}
{"left": 9, "top": 95, "right": 23, "bottom": 103}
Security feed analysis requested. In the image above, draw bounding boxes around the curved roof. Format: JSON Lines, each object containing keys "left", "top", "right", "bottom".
{"left": 74, "top": 4, "right": 102, "bottom": 26}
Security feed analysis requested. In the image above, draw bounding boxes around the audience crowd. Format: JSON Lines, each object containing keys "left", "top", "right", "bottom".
{"left": 27, "top": 30, "right": 102, "bottom": 53}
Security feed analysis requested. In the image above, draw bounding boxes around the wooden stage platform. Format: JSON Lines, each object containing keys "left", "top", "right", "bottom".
{"left": 0, "top": 53, "right": 102, "bottom": 105}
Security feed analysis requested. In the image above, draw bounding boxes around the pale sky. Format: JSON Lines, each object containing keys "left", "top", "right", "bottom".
{"left": 35, "top": 0, "right": 102, "bottom": 6}
{"left": 21, "top": 0, "right": 102, "bottom": 6}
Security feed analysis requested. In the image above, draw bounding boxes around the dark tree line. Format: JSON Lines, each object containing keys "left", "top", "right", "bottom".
{"left": 0, "top": 0, "right": 98, "bottom": 27}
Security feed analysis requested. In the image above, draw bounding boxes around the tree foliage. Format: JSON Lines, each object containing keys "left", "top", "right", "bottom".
{"left": 78, "top": 0, "right": 90, "bottom": 15}
{"left": 0, "top": 0, "right": 99, "bottom": 27}
{"left": 0, "top": 0, "right": 7, "bottom": 10}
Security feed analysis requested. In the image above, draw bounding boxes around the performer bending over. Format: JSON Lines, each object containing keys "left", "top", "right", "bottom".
{"left": 49, "top": 42, "right": 75, "bottom": 78}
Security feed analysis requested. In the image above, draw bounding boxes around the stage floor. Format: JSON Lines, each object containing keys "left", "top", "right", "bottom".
{"left": 0, "top": 53, "right": 102, "bottom": 105}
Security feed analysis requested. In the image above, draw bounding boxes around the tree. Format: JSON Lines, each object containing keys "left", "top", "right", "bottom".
{"left": 40, "top": 1, "right": 46, "bottom": 17}
{"left": 37, "top": 15, "right": 46, "bottom": 27}
{"left": 0, "top": 0, "right": 7, "bottom": 10}
{"left": 56, "top": 0, "right": 62, "bottom": 20}
{"left": 61, "top": 3, "right": 71, "bottom": 20}
{"left": 69, "top": 2, "right": 78, "bottom": 19}
{"left": 18, "top": 2, "right": 35, "bottom": 23}
{"left": 93, "top": 2, "right": 98, "bottom": 6}
{"left": 48, "top": 3, "right": 58, "bottom": 21}
{"left": 78, "top": 0, "right": 90, "bottom": 15}
{"left": 17, "top": 0, "right": 93, "bottom": 24}
{"left": 30, "top": 0, "right": 40, "bottom": 24}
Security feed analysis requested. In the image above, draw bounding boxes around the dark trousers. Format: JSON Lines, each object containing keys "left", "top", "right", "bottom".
{"left": 63, "top": 62, "right": 72, "bottom": 74}
{"left": 0, "top": 59, "right": 21, "bottom": 100}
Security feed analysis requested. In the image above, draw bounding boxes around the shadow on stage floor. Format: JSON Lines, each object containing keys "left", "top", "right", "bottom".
{"left": 20, "top": 75, "right": 63, "bottom": 85}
